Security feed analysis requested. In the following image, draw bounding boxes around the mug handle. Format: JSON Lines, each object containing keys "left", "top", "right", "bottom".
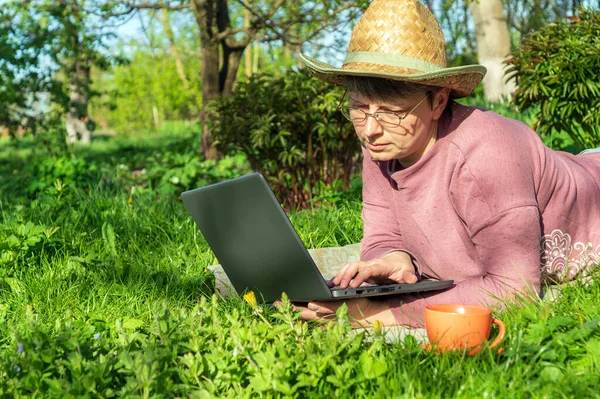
{"left": 488, "top": 318, "right": 506, "bottom": 350}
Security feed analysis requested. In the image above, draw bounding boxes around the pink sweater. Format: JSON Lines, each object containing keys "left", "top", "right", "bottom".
{"left": 361, "top": 102, "right": 600, "bottom": 327}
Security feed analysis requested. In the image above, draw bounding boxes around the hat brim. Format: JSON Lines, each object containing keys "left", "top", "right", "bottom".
{"left": 300, "top": 54, "right": 486, "bottom": 98}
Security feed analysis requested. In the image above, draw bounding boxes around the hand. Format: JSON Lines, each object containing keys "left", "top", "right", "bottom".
{"left": 330, "top": 251, "right": 417, "bottom": 289}
{"left": 292, "top": 297, "right": 396, "bottom": 328}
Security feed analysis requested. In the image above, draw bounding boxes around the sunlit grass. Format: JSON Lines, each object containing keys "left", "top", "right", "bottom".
{"left": 0, "top": 128, "right": 598, "bottom": 397}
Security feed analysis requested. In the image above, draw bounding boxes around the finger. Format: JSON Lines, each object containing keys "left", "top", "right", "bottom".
{"left": 331, "top": 264, "right": 351, "bottom": 286}
{"left": 296, "top": 306, "right": 336, "bottom": 323}
{"left": 350, "top": 260, "right": 393, "bottom": 287}
{"left": 292, "top": 303, "right": 309, "bottom": 312}
{"left": 350, "top": 267, "right": 376, "bottom": 288}
{"left": 305, "top": 301, "right": 333, "bottom": 314}
{"left": 402, "top": 270, "right": 418, "bottom": 284}
{"left": 273, "top": 300, "right": 283, "bottom": 308}
{"left": 297, "top": 307, "right": 317, "bottom": 321}
{"left": 337, "top": 262, "right": 363, "bottom": 288}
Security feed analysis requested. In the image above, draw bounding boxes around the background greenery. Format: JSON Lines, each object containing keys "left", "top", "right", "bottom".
{"left": 508, "top": 8, "right": 600, "bottom": 152}
{"left": 210, "top": 69, "right": 360, "bottom": 209}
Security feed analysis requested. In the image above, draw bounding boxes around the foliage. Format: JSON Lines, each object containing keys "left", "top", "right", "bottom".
{"left": 211, "top": 69, "right": 361, "bottom": 209}
{"left": 501, "top": 0, "right": 597, "bottom": 48}
{"left": 0, "top": 121, "right": 250, "bottom": 204}
{"left": 0, "top": 217, "right": 60, "bottom": 276}
{"left": 114, "top": 0, "right": 365, "bottom": 100}
{"left": 425, "top": 0, "right": 596, "bottom": 60}
{"left": 90, "top": 44, "right": 203, "bottom": 132}
{"left": 457, "top": 88, "right": 581, "bottom": 153}
{"left": 457, "top": 87, "right": 535, "bottom": 125}
{"left": 1, "top": 126, "right": 600, "bottom": 396}
{"left": 8, "top": 0, "right": 123, "bottom": 112}
{"left": 507, "top": 8, "right": 600, "bottom": 152}
{"left": 0, "top": 290, "right": 599, "bottom": 397}
{"left": 0, "top": 6, "right": 51, "bottom": 132}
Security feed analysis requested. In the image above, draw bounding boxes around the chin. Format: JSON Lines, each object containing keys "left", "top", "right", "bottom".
{"left": 367, "top": 150, "right": 396, "bottom": 162}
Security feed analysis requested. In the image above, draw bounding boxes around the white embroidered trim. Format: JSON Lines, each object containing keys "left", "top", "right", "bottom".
{"left": 540, "top": 229, "right": 600, "bottom": 282}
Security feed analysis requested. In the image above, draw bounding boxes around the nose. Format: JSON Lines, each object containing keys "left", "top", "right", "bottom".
{"left": 362, "top": 113, "right": 383, "bottom": 139}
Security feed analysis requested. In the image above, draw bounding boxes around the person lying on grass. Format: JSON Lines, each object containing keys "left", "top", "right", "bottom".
{"left": 294, "top": 0, "right": 600, "bottom": 328}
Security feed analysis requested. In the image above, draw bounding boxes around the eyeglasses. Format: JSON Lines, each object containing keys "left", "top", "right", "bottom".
{"left": 337, "top": 90, "right": 430, "bottom": 128}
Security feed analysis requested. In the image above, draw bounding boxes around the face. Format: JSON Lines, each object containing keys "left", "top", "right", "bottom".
{"left": 348, "top": 89, "right": 449, "bottom": 166}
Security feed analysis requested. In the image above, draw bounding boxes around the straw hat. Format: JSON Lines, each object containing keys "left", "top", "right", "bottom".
{"left": 299, "top": 0, "right": 486, "bottom": 98}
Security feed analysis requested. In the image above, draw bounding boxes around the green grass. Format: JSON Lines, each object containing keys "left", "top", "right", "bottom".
{"left": 0, "top": 128, "right": 599, "bottom": 397}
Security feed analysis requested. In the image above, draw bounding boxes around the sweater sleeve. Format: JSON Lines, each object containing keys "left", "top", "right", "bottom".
{"left": 360, "top": 147, "right": 407, "bottom": 261}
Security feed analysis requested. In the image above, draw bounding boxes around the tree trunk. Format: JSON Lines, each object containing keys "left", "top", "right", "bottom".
{"left": 470, "top": 0, "right": 516, "bottom": 101}
{"left": 200, "top": 39, "right": 220, "bottom": 160}
{"left": 66, "top": 60, "right": 92, "bottom": 145}
{"left": 244, "top": 9, "right": 252, "bottom": 79}
{"left": 191, "top": 0, "right": 250, "bottom": 159}
{"left": 220, "top": 44, "right": 244, "bottom": 96}
{"left": 160, "top": 9, "right": 190, "bottom": 91}
{"left": 191, "top": 0, "right": 221, "bottom": 159}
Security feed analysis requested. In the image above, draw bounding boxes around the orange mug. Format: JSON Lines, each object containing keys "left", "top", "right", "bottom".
{"left": 423, "top": 304, "right": 506, "bottom": 355}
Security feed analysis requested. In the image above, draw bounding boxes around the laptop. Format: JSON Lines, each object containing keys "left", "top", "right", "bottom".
{"left": 181, "top": 172, "right": 454, "bottom": 303}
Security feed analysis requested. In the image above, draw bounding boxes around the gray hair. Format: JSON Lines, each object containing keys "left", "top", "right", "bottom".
{"left": 343, "top": 76, "right": 443, "bottom": 108}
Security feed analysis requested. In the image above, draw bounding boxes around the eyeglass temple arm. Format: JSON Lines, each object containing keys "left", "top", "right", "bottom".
{"left": 337, "top": 89, "right": 348, "bottom": 111}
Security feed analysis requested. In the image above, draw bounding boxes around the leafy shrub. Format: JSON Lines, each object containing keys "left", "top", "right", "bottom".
{"left": 23, "top": 154, "right": 94, "bottom": 196}
{"left": 0, "top": 217, "right": 60, "bottom": 276}
{"left": 508, "top": 8, "right": 600, "bottom": 152}
{"left": 148, "top": 152, "right": 249, "bottom": 196}
{"left": 457, "top": 91, "right": 579, "bottom": 152}
{"left": 210, "top": 69, "right": 361, "bottom": 209}
{"left": 457, "top": 90, "right": 536, "bottom": 127}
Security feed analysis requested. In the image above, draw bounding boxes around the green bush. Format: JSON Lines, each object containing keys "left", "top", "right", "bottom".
{"left": 210, "top": 69, "right": 361, "bottom": 210}
{"left": 508, "top": 8, "right": 600, "bottom": 152}
{"left": 456, "top": 90, "right": 537, "bottom": 125}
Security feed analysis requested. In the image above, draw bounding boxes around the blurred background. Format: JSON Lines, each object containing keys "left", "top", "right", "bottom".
{"left": 1, "top": 0, "right": 599, "bottom": 208}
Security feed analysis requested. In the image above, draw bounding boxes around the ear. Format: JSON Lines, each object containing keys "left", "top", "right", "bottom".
{"left": 431, "top": 88, "right": 451, "bottom": 120}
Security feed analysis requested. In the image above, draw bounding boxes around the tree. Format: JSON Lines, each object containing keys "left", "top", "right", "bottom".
{"left": 469, "top": 0, "right": 515, "bottom": 101}
{"left": 159, "top": 8, "right": 191, "bottom": 91}
{"left": 10, "top": 0, "right": 129, "bottom": 145}
{"left": 428, "top": 0, "right": 477, "bottom": 65}
{"left": 501, "top": 0, "right": 598, "bottom": 46}
{"left": 89, "top": 36, "right": 203, "bottom": 131}
{"left": 0, "top": 5, "right": 49, "bottom": 135}
{"left": 426, "top": 0, "right": 598, "bottom": 101}
{"left": 107, "top": 0, "right": 364, "bottom": 159}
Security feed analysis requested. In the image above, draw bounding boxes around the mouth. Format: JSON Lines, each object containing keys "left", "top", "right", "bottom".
{"left": 365, "top": 142, "right": 389, "bottom": 151}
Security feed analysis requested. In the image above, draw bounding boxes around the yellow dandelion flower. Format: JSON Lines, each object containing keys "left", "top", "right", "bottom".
{"left": 243, "top": 291, "right": 258, "bottom": 309}
{"left": 373, "top": 319, "right": 382, "bottom": 335}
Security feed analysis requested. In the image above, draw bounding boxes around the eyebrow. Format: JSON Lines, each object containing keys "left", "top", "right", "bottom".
{"left": 349, "top": 100, "right": 407, "bottom": 112}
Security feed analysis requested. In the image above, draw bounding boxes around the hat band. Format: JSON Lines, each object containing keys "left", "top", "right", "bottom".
{"left": 343, "top": 51, "right": 444, "bottom": 73}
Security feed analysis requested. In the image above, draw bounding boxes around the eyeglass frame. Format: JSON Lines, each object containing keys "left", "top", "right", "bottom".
{"left": 337, "top": 90, "right": 431, "bottom": 128}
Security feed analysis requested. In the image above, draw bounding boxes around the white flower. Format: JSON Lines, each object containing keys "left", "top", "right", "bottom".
{"left": 170, "top": 176, "right": 180, "bottom": 184}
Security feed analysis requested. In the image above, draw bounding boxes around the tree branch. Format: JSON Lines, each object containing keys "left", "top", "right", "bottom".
{"left": 121, "top": 1, "right": 190, "bottom": 11}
